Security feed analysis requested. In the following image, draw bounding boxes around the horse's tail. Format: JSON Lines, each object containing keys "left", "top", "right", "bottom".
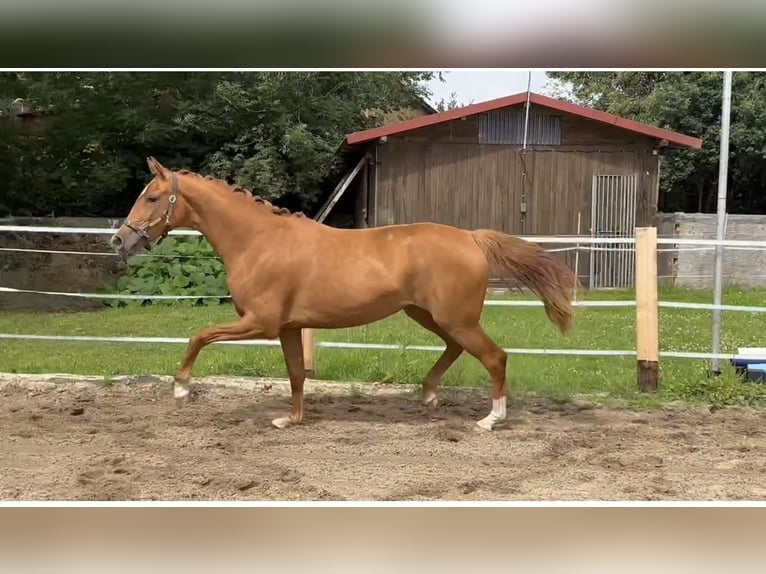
{"left": 470, "top": 229, "right": 578, "bottom": 334}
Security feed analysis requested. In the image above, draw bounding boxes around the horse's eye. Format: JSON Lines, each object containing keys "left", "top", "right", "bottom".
{"left": 146, "top": 196, "right": 159, "bottom": 204}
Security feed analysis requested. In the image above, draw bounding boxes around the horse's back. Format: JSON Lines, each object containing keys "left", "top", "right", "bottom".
{"left": 340, "top": 221, "right": 491, "bottom": 307}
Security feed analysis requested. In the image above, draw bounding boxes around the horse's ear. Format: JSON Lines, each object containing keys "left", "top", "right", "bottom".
{"left": 147, "top": 156, "right": 168, "bottom": 180}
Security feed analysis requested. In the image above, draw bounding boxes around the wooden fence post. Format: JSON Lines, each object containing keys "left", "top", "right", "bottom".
{"left": 302, "top": 328, "right": 315, "bottom": 377}
{"left": 635, "top": 227, "right": 659, "bottom": 392}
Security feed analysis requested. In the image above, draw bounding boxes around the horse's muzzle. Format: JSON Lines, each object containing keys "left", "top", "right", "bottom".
{"left": 110, "top": 227, "right": 147, "bottom": 258}
{"left": 110, "top": 233, "right": 123, "bottom": 250}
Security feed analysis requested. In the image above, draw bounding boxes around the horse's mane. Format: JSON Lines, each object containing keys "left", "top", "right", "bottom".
{"left": 176, "top": 169, "right": 306, "bottom": 218}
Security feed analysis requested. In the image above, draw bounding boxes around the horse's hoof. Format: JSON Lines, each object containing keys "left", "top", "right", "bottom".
{"left": 271, "top": 416, "right": 292, "bottom": 429}
{"left": 423, "top": 394, "right": 439, "bottom": 407}
{"left": 173, "top": 380, "right": 191, "bottom": 401}
{"left": 475, "top": 419, "right": 494, "bottom": 432}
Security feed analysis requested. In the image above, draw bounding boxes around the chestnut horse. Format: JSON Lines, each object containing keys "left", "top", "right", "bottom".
{"left": 111, "top": 157, "right": 577, "bottom": 431}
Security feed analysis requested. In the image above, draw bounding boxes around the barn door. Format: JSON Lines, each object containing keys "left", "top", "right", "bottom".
{"left": 589, "top": 174, "right": 638, "bottom": 289}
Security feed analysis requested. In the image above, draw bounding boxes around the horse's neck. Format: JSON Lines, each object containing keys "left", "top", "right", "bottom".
{"left": 179, "top": 178, "right": 271, "bottom": 267}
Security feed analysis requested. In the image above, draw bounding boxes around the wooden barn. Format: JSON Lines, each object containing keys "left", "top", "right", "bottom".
{"left": 321, "top": 91, "right": 702, "bottom": 289}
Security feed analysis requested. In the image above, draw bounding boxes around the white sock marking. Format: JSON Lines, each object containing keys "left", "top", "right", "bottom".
{"left": 174, "top": 381, "right": 190, "bottom": 399}
{"left": 476, "top": 396, "right": 507, "bottom": 431}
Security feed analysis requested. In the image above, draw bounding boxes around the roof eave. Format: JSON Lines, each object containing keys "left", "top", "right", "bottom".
{"left": 344, "top": 91, "right": 703, "bottom": 150}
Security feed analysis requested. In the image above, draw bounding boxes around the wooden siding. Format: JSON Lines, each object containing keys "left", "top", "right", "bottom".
{"left": 372, "top": 141, "right": 659, "bottom": 287}
{"left": 560, "top": 113, "right": 658, "bottom": 147}
{"left": 388, "top": 115, "right": 480, "bottom": 144}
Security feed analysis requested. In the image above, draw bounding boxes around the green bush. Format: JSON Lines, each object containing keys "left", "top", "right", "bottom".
{"left": 106, "top": 236, "right": 229, "bottom": 307}
{"left": 663, "top": 364, "right": 766, "bottom": 408}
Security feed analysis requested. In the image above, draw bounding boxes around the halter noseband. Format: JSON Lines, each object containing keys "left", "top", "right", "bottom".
{"left": 124, "top": 172, "right": 178, "bottom": 244}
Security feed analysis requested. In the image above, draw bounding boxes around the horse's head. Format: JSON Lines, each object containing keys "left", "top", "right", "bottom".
{"left": 111, "top": 156, "right": 184, "bottom": 258}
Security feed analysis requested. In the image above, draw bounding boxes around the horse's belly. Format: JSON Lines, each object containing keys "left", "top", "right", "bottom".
{"left": 294, "top": 282, "right": 407, "bottom": 329}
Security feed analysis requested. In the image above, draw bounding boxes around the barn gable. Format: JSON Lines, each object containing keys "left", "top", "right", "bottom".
{"left": 345, "top": 91, "right": 702, "bottom": 150}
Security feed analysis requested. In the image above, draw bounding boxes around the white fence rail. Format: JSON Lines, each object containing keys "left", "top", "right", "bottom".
{"left": 0, "top": 332, "right": 741, "bottom": 361}
{"left": 2, "top": 225, "right": 766, "bottom": 365}
{"left": 4, "top": 224, "right": 766, "bottom": 248}
{"left": 3, "top": 285, "right": 766, "bottom": 314}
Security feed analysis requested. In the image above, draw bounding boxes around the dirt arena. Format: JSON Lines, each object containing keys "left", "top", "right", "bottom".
{"left": 2, "top": 373, "right": 765, "bottom": 501}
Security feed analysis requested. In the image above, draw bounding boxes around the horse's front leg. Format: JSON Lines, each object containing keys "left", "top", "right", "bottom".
{"left": 271, "top": 328, "right": 306, "bottom": 429}
{"left": 173, "top": 313, "right": 268, "bottom": 400}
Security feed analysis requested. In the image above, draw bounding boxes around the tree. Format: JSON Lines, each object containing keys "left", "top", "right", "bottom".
{"left": 434, "top": 91, "right": 464, "bottom": 111}
{"left": 546, "top": 71, "right": 766, "bottom": 214}
{"left": 0, "top": 71, "right": 436, "bottom": 217}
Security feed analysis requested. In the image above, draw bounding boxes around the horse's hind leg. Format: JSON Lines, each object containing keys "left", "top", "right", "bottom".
{"left": 441, "top": 324, "right": 508, "bottom": 431}
{"left": 404, "top": 306, "right": 463, "bottom": 406}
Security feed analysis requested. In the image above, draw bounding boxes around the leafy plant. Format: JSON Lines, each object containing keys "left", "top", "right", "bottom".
{"left": 105, "top": 236, "right": 229, "bottom": 307}
{"left": 662, "top": 366, "right": 766, "bottom": 408}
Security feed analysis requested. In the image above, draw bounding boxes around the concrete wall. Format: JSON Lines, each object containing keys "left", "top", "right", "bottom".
{"left": 0, "top": 216, "right": 121, "bottom": 230}
{"left": 656, "top": 212, "right": 766, "bottom": 289}
{"left": 0, "top": 217, "right": 123, "bottom": 311}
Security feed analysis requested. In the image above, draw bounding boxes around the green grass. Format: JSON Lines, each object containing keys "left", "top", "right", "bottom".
{"left": 2, "top": 286, "right": 766, "bottom": 408}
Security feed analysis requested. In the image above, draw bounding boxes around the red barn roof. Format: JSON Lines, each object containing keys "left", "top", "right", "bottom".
{"left": 345, "top": 91, "right": 703, "bottom": 149}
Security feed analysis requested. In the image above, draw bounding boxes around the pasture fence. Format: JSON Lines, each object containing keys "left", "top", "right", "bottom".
{"left": 3, "top": 223, "right": 766, "bottom": 391}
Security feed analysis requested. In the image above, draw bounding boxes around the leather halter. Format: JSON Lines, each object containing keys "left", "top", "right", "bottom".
{"left": 124, "top": 172, "right": 178, "bottom": 245}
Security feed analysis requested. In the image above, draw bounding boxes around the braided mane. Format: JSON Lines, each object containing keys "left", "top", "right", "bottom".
{"left": 176, "top": 169, "right": 305, "bottom": 218}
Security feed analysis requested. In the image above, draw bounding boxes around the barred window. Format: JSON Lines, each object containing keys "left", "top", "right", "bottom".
{"left": 478, "top": 111, "right": 561, "bottom": 145}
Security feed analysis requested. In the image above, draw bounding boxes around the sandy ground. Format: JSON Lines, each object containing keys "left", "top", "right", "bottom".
{"left": 1, "top": 373, "right": 765, "bottom": 501}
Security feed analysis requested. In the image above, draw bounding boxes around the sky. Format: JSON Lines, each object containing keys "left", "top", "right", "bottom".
{"left": 424, "top": 70, "right": 557, "bottom": 108}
